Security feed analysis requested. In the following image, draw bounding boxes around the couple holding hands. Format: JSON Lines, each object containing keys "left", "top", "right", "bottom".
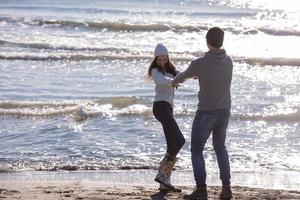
{"left": 146, "top": 27, "right": 233, "bottom": 200}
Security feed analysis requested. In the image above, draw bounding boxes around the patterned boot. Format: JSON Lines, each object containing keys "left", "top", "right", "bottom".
{"left": 159, "top": 177, "right": 181, "bottom": 192}
{"left": 155, "top": 153, "right": 177, "bottom": 189}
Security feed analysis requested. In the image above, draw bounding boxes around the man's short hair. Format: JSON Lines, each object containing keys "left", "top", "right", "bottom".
{"left": 206, "top": 27, "right": 224, "bottom": 48}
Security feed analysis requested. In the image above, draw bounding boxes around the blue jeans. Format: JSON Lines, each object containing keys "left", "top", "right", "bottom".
{"left": 191, "top": 108, "right": 231, "bottom": 186}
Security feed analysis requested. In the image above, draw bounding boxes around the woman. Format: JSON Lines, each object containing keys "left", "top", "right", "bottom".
{"left": 146, "top": 43, "right": 185, "bottom": 191}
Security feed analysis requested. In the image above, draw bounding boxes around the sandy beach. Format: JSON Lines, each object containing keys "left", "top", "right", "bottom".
{"left": 0, "top": 170, "right": 300, "bottom": 199}
{"left": 1, "top": 1, "right": 300, "bottom": 199}
{"left": 1, "top": 181, "right": 300, "bottom": 200}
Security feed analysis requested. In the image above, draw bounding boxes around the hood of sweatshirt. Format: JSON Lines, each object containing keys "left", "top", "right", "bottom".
{"left": 205, "top": 49, "right": 227, "bottom": 65}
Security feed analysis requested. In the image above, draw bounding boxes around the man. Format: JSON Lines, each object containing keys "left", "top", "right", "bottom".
{"left": 172, "top": 27, "right": 233, "bottom": 200}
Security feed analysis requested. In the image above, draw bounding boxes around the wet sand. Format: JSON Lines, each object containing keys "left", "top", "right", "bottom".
{"left": 1, "top": 181, "right": 300, "bottom": 200}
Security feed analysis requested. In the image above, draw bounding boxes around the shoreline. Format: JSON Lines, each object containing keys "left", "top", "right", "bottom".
{"left": 1, "top": 170, "right": 299, "bottom": 190}
{"left": 1, "top": 181, "right": 300, "bottom": 200}
{"left": 0, "top": 170, "right": 300, "bottom": 199}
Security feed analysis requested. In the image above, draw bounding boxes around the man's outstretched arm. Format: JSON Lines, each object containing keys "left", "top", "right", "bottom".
{"left": 172, "top": 61, "right": 198, "bottom": 85}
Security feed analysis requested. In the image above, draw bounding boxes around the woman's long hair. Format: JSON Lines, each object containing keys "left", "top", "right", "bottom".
{"left": 145, "top": 56, "right": 177, "bottom": 80}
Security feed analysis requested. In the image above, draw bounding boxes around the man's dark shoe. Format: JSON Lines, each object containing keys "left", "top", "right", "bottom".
{"left": 183, "top": 186, "right": 208, "bottom": 200}
{"left": 219, "top": 184, "right": 232, "bottom": 200}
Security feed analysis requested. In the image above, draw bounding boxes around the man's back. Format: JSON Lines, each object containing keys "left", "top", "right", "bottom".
{"left": 192, "top": 48, "right": 233, "bottom": 110}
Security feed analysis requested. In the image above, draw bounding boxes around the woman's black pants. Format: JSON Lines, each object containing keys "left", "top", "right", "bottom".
{"left": 153, "top": 101, "right": 185, "bottom": 157}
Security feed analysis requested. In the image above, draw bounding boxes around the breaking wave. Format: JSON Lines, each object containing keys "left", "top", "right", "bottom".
{"left": 1, "top": 98, "right": 299, "bottom": 122}
{"left": 0, "top": 97, "right": 154, "bottom": 122}
{"left": 1, "top": 17, "right": 300, "bottom": 36}
{"left": 0, "top": 39, "right": 132, "bottom": 53}
{"left": 1, "top": 52, "right": 300, "bottom": 66}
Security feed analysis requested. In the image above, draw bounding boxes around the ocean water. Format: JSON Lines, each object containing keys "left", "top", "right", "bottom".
{"left": 0, "top": 0, "right": 300, "bottom": 184}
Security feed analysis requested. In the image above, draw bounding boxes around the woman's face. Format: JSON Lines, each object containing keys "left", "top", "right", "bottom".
{"left": 157, "top": 55, "right": 168, "bottom": 68}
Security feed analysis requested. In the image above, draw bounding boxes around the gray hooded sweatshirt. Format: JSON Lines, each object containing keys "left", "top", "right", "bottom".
{"left": 172, "top": 49, "right": 233, "bottom": 110}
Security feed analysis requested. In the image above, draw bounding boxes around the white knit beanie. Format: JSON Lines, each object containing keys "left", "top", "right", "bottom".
{"left": 154, "top": 43, "right": 169, "bottom": 57}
